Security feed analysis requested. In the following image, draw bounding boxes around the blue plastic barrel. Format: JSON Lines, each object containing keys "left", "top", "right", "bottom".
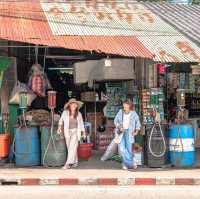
{"left": 14, "top": 126, "right": 40, "bottom": 166}
{"left": 169, "top": 124, "right": 195, "bottom": 167}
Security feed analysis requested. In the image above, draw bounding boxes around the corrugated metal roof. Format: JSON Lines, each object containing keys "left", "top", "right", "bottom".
{"left": 138, "top": 35, "right": 200, "bottom": 62}
{"left": 145, "top": 2, "right": 200, "bottom": 47}
{"left": 0, "top": 0, "right": 200, "bottom": 62}
{"left": 40, "top": 0, "right": 200, "bottom": 62}
{"left": 0, "top": 0, "right": 153, "bottom": 58}
{"left": 40, "top": 1, "right": 177, "bottom": 36}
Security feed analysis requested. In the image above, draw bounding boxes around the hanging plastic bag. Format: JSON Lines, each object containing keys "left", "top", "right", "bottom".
{"left": 9, "top": 81, "right": 36, "bottom": 106}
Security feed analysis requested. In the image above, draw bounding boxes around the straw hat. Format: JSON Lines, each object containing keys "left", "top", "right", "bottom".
{"left": 64, "top": 98, "right": 83, "bottom": 110}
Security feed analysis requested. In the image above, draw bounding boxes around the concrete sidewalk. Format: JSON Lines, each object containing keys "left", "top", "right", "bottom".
{"left": 0, "top": 152, "right": 200, "bottom": 186}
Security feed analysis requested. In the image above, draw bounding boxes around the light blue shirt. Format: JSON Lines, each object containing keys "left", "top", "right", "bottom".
{"left": 114, "top": 109, "right": 141, "bottom": 143}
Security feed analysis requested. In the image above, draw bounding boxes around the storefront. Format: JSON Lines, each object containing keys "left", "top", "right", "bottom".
{"left": 0, "top": 47, "right": 199, "bottom": 169}
{"left": 1, "top": 1, "right": 200, "bottom": 169}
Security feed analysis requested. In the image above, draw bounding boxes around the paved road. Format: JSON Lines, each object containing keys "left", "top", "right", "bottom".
{"left": 0, "top": 186, "right": 200, "bottom": 199}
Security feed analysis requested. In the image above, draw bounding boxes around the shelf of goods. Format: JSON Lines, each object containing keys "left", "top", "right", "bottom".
{"left": 167, "top": 72, "right": 200, "bottom": 93}
{"left": 105, "top": 82, "right": 127, "bottom": 118}
{"left": 96, "top": 119, "right": 115, "bottom": 152}
{"left": 96, "top": 132, "right": 114, "bottom": 152}
{"left": 141, "top": 88, "right": 165, "bottom": 124}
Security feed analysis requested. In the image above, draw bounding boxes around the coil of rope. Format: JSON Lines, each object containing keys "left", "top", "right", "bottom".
{"left": 148, "top": 109, "right": 167, "bottom": 158}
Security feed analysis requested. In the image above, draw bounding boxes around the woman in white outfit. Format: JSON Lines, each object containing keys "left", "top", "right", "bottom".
{"left": 57, "top": 98, "right": 85, "bottom": 169}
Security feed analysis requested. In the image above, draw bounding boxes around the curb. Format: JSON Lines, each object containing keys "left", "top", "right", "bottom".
{"left": 0, "top": 177, "right": 200, "bottom": 186}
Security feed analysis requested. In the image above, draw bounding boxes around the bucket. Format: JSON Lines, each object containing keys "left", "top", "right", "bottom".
{"left": 78, "top": 143, "right": 93, "bottom": 160}
{"left": 14, "top": 126, "right": 40, "bottom": 166}
{"left": 0, "top": 133, "right": 10, "bottom": 158}
{"left": 169, "top": 124, "right": 195, "bottom": 167}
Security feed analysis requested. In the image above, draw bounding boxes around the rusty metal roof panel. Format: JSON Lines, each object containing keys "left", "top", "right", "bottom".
{"left": 0, "top": 1, "right": 153, "bottom": 58}
{"left": 138, "top": 35, "right": 200, "bottom": 62}
{"left": 145, "top": 2, "right": 200, "bottom": 47}
{"left": 0, "top": 0, "right": 200, "bottom": 62}
{"left": 40, "top": 1, "right": 177, "bottom": 36}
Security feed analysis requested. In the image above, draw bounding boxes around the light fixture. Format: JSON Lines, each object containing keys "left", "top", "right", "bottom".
{"left": 104, "top": 56, "right": 112, "bottom": 67}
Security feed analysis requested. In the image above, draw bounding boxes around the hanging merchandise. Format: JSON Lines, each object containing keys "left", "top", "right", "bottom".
{"left": 105, "top": 82, "right": 127, "bottom": 118}
{"left": 9, "top": 81, "right": 36, "bottom": 106}
{"left": 191, "top": 65, "right": 200, "bottom": 75}
{"left": 145, "top": 61, "right": 158, "bottom": 88}
{"left": 168, "top": 73, "right": 179, "bottom": 89}
{"left": 179, "top": 73, "right": 186, "bottom": 89}
{"left": 189, "top": 74, "right": 195, "bottom": 93}
{"left": 28, "top": 64, "right": 51, "bottom": 97}
{"left": 141, "top": 88, "right": 165, "bottom": 124}
{"left": 176, "top": 89, "right": 186, "bottom": 107}
{"left": 31, "top": 74, "right": 44, "bottom": 97}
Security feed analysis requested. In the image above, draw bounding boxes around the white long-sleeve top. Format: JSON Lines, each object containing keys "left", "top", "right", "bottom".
{"left": 58, "top": 110, "right": 85, "bottom": 141}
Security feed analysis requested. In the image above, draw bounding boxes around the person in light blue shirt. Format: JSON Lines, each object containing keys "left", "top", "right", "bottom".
{"left": 114, "top": 100, "right": 141, "bottom": 170}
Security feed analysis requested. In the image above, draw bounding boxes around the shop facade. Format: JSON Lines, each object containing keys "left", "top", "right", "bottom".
{"left": 0, "top": 1, "right": 200, "bottom": 169}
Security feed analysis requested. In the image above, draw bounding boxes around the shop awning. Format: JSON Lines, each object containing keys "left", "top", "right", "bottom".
{"left": 0, "top": 1, "right": 200, "bottom": 62}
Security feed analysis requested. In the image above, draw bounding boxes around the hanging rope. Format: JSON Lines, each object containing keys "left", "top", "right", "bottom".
{"left": 43, "top": 47, "right": 47, "bottom": 72}
{"left": 35, "top": 45, "right": 38, "bottom": 64}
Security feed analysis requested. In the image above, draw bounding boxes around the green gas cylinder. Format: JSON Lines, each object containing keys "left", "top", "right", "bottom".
{"left": 41, "top": 125, "right": 67, "bottom": 167}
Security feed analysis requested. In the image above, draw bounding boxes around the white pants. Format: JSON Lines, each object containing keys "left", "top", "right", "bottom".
{"left": 65, "top": 128, "right": 78, "bottom": 165}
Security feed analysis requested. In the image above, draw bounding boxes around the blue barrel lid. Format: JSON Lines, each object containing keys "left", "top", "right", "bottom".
{"left": 169, "top": 124, "right": 194, "bottom": 138}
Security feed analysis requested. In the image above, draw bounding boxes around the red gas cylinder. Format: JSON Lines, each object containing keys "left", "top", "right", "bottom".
{"left": 0, "top": 134, "right": 10, "bottom": 159}
{"left": 78, "top": 143, "right": 93, "bottom": 160}
{"left": 31, "top": 75, "right": 44, "bottom": 97}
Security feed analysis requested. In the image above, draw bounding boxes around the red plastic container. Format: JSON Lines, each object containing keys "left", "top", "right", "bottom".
{"left": 0, "top": 133, "right": 10, "bottom": 158}
{"left": 78, "top": 143, "right": 93, "bottom": 160}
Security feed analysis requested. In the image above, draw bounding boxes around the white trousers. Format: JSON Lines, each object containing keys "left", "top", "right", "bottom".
{"left": 65, "top": 128, "right": 78, "bottom": 165}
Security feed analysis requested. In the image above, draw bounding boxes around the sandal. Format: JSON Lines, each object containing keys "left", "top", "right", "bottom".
{"left": 72, "top": 163, "right": 78, "bottom": 168}
{"left": 133, "top": 163, "right": 137, "bottom": 170}
{"left": 62, "top": 164, "right": 71, "bottom": 170}
{"left": 122, "top": 164, "right": 128, "bottom": 170}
